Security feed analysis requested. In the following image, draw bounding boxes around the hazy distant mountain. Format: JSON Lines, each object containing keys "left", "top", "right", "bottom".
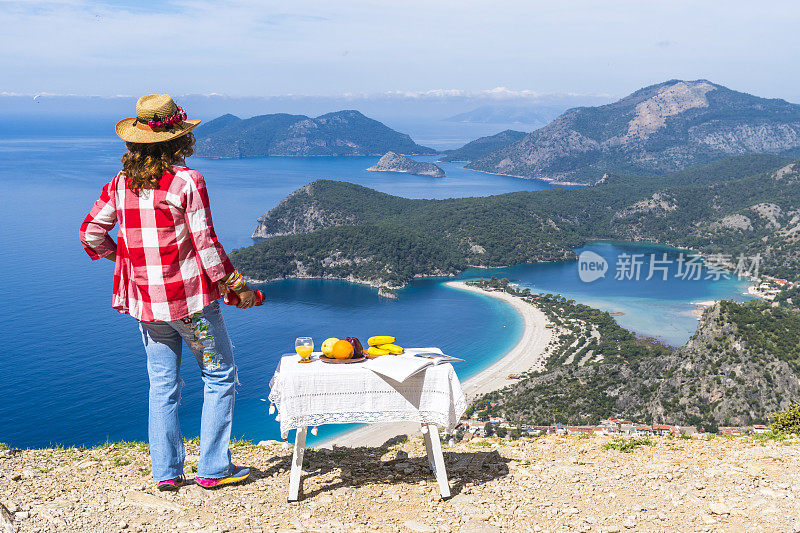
{"left": 438, "top": 129, "right": 526, "bottom": 163}
{"left": 193, "top": 110, "right": 436, "bottom": 158}
{"left": 444, "top": 105, "right": 562, "bottom": 126}
{"left": 366, "top": 152, "right": 445, "bottom": 177}
{"left": 468, "top": 79, "right": 800, "bottom": 184}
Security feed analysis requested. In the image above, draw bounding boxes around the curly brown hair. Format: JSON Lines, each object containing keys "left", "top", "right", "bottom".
{"left": 121, "top": 132, "right": 195, "bottom": 193}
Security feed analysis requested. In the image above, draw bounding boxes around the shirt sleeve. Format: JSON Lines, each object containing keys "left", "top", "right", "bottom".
{"left": 183, "top": 171, "right": 236, "bottom": 283}
{"left": 79, "top": 178, "right": 118, "bottom": 260}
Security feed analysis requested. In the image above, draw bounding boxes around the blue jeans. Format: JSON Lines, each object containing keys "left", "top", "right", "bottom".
{"left": 138, "top": 300, "right": 237, "bottom": 481}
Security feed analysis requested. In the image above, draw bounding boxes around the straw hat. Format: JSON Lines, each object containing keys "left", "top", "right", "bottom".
{"left": 115, "top": 94, "right": 200, "bottom": 143}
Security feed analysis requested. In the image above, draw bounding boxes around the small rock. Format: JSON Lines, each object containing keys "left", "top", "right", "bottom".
{"left": 403, "top": 520, "right": 435, "bottom": 532}
{"left": 14, "top": 511, "right": 29, "bottom": 520}
{"left": 460, "top": 519, "right": 501, "bottom": 533}
{"left": 183, "top": 484, "right": 207, "bottom": 499}
{"left": 604, "top": 527, "right": 621, "bottom": 533}
{"left": 395, "top": 462, "right": 411, "bottom": 470}
{"left": 709, "top": 502, "right": 731, "bottom": 515}
{"left": 9, "top": 473, "right": 20, "bottom": 482}
{"left": 119, "top": 520, "right": 129, "bottom": 529}
{"left": 759, "top": 487, "right": 783, "bottom": 499}
{"left": 564, "top": 507, "right": 580, "bottom": 516}
{"left": 396, "top": 450, "right": 409, "bottom": 461}
{"left": 622, "top": 519, "right": 636, "bottom": 529}
{"left": 126, "top": 491, "right": 183, "bottom": 512}
{"left": 1, "top": 504, "right": 13, "bottom": 533}
{"left": 450, "top": 493, "right": 479, "bottom": 508}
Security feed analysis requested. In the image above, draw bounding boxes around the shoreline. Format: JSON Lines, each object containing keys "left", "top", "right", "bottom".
{"left": 463, "top": 166, "right": 587, "bottom": 187}
{"left": 318, "top": 280, "right": 551, "bottom": 448}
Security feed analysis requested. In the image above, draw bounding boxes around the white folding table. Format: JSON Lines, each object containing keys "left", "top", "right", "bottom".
{"left": 268, "top": 351, "right": 467, "bottom": 501}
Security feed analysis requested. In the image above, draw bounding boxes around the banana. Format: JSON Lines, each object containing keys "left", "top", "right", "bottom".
{"left": 366, "top": 346, "right": 390, "bottom": 357}
{"left": 377, "top": 343, "right": 404, "bottom": 354}
{"left": 368, "top": 335, "right": 396, "bottom": 346}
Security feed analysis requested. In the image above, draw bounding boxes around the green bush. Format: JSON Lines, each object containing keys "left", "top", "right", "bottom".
{"left": 602, "top": 437, "right": 655, "bottom": 452}
{"left": 769, "top": 404, "right": 800, "bottom": 434}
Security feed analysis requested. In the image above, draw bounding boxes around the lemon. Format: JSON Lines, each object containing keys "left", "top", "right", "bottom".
{"left": 321, "top": 337, "right": 339, "bottom": 357}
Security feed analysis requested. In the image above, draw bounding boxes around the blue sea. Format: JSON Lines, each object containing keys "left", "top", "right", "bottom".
{"left": 0, "top": 127, "right": 752, "bottom": 449}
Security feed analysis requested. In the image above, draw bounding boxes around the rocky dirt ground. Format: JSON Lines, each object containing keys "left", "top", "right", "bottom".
{"left": 2, "top": 434, "right": 800, "bottom": 532}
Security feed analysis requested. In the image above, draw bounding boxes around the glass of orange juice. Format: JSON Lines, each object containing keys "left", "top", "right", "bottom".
{"left": 295, "top": 337, "right": 314, "bottom": 363}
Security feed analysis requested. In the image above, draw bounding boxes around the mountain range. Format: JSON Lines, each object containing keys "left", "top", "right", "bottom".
{"left": 461, "top": 80, "right": 800, "bottom": 184}
{"left": 193, "top": 110, "right": 436, "bottom": 158}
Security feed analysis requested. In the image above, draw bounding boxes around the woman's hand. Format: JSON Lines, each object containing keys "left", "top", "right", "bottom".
{"left": 235, "top": 284, "right": 257, "bottom": 309}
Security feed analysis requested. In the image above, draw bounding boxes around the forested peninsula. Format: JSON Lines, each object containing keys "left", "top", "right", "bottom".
{"left": 231, "top": 154, "right": 800, "bottom": 289}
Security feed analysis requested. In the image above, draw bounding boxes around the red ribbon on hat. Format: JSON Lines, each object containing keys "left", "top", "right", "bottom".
{"left": 137, "top": 106, "right": 187, "bottom": 131}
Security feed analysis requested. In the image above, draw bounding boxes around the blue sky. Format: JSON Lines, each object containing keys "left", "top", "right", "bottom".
{"left": 2, "top": 0, "right": 799, "bottom": 101}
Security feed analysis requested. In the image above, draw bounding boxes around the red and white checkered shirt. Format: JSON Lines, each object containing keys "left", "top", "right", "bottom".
{"left": 79, "top": 166, "right": 236, "bottom": 322}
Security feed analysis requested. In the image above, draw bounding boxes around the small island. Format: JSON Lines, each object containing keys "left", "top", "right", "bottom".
{"left": 366, "top": 151, "right": 445, "bottom": 177}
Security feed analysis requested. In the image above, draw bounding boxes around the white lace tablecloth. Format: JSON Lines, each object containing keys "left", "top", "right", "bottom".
{"left": 268, "top": 351, "right": 467, "bottom": 439}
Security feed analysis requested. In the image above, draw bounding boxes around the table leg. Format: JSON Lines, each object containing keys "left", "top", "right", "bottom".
{"left": 423, "top": 424, "right": 451, "bottom": 499}
{"left": 422, "top": 425, "right": 435, "bottom": 472}
{"left": 288, "top": 426, "right": 307, "bottom": 502}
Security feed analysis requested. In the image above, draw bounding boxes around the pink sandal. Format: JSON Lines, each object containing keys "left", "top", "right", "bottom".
{"left": 194, "top": 466, "right": 250, "bottom": 489}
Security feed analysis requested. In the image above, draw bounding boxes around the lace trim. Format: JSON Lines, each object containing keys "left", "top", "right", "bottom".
{"left": 276, "top": 408, "right": 465, "bottom": 439}
{"left": 282, "top": 387, "right": 451, "bottom": 401}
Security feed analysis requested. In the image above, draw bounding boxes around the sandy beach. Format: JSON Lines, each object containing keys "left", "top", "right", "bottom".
{"left": 690, "top": 300, "right": 718, "bottom": 317}
{"left": 320, "top": 281, "right": 551, "bottom": 448}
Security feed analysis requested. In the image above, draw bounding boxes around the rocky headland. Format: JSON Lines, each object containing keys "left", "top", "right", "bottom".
{"left": 367, "top": 152, "right": 445, "bottom": 177}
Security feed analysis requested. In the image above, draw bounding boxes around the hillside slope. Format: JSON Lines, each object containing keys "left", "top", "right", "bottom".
{"left": 193, "top": 110, "right": 436, "bottom": 158}
{"left": 479, "top": 293, "right": 800, "bottom": 431}
{"left": 438, "top": 129, "right": 526, "bottom": 163}
{"left": 467, "top": 80, "right": 800, "bottom": 184}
